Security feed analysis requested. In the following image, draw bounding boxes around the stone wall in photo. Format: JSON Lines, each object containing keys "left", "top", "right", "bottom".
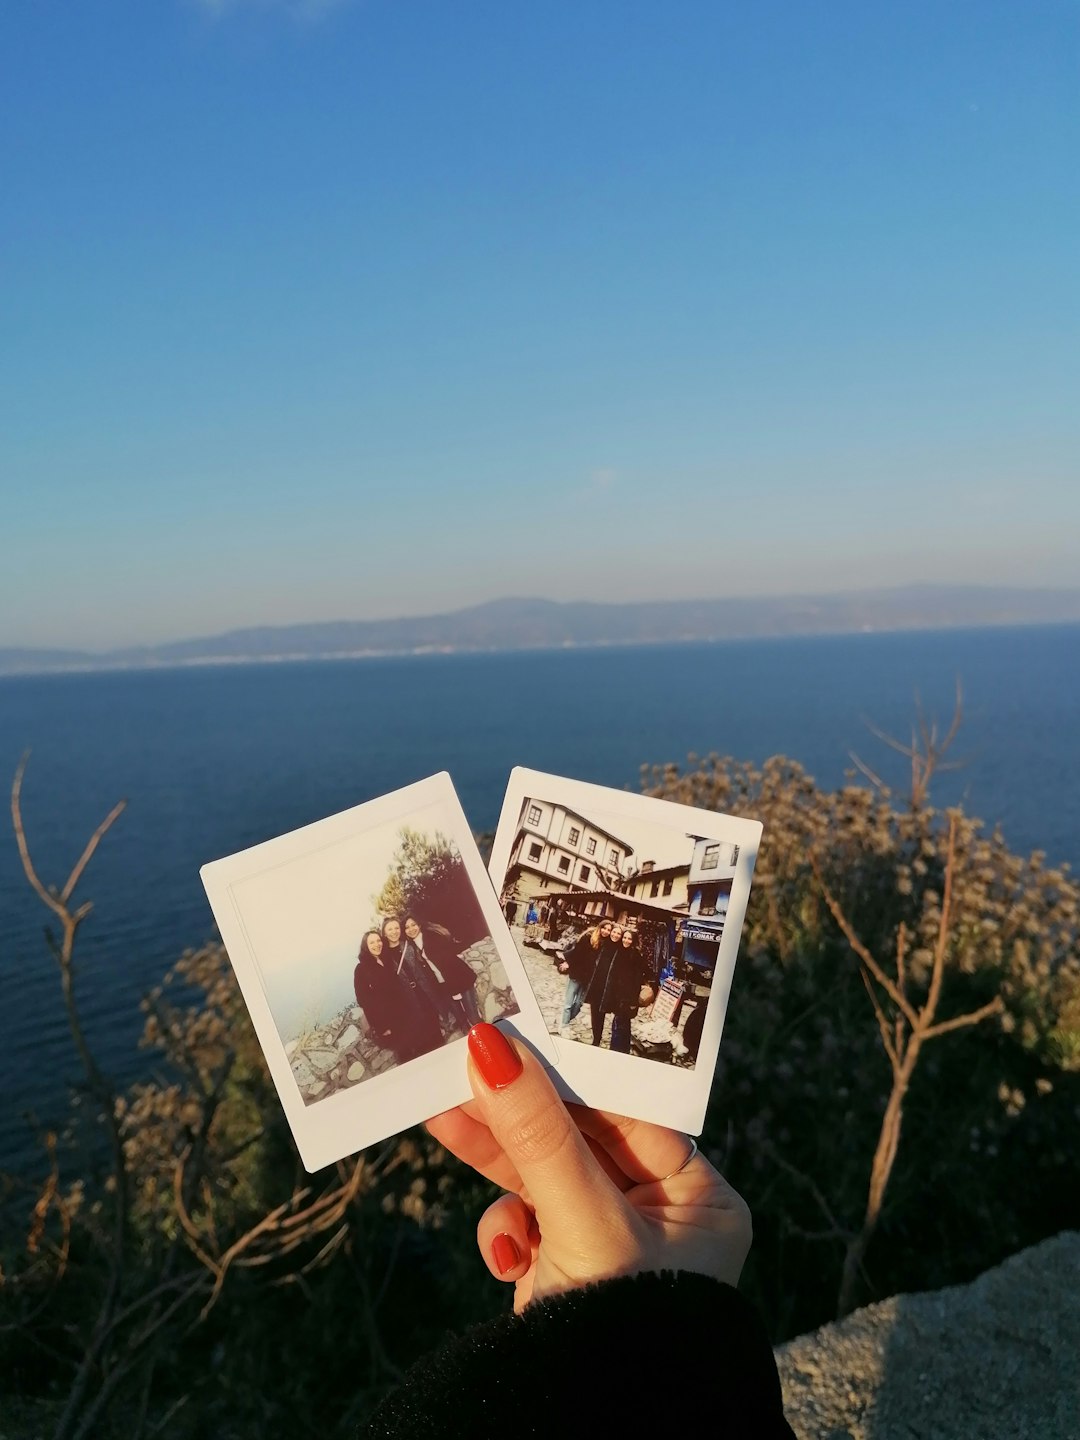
{"left": 286, "top": 936, "right": 517, "bottom": 1106}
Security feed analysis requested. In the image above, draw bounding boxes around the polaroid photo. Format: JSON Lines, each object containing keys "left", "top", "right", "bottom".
{"left": 488, "top": 767, "right": 762, "bottom": 1135}
{"left": 201, "top": 772, "right": 556, "bottom": 1171}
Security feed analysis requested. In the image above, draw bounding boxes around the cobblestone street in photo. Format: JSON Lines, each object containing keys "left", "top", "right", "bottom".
{"left": 508, "top": 923, "right": 701, "bottom": 1064}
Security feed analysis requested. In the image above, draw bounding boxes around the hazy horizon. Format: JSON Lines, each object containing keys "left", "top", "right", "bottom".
{"left": 7, "top": 546, "right": 1079, "bottom": 655}
{"left": 3, "top": 582, "right": 1079, "bottom": 661}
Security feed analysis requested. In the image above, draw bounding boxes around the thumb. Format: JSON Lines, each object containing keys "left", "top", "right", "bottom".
{"left": 466, "top": 1024, "right": 642, "bottom": 1264}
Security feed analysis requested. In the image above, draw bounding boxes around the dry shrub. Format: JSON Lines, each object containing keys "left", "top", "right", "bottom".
{"left": 644, "top": 754, "right": 1080, "bottom": 1335}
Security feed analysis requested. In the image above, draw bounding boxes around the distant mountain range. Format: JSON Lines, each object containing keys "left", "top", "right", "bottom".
{"left": 3, "top": 586, "right": 1079, "bottom": 676}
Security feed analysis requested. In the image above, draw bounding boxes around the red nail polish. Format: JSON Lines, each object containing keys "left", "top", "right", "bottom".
{"left": 468, "top": 1022, "right": 523, "bottom": 1090}
{"left": 492, "top": 1232, "right": 521, "bottom": 1275}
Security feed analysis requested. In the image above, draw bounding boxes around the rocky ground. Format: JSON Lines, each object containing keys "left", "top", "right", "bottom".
{"left": 775, "top": 1231, "right": 1080, "bottom": 1439}
{"left": 286, "top": 935, "right": 518, "bottom": 1105}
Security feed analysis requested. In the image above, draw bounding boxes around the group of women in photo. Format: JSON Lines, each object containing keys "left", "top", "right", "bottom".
{"left": 554, "top": 918, "right": 656, "bottom": 1051}
{"left": 353, "top": 914, "right": 482, "bottom": 1067}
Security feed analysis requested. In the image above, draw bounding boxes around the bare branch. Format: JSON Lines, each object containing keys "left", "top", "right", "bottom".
{"left": 107, "top": 1272, "right": 213, "bottom": 1335}
{"left": 175, "top": 1153, "right": 366, "bottom": 1320}
{"left": 171, "top": 1157, "right": 222, "bottom": 1279}
{"left": 785, "top": 1224, "right": 852, "bottom": 1243}
{"left": 861, "top": 679, "right": 966, "bottom": 811}
{"left": 916, "top": 699, "right": 934, "bottom": 764}
{"left": 60, "top": 799, "right": 127, "bottom": 905}
{"left": 941, "top": 678, "right": 964, "bottom": 757}
{"left": 922, "top": 995, "right": 1004, "bottom": 1040}
{"left": 145, "top": 1394, "right": 190, "bottom": 1440}
{"left": 860, "top": 966, "right": 899, "bottom": 1069}
{"left": 813, "top": 857, "right": 919, "bottom": 1030}
{"left": 11, "top": 754, "right": 65, "bottom": 922}
{"left": 931, "top": 758, "right": 968, "bottom": 776}
{"left": 67, "top": 1278, "right": 210, "bottom": 1440}
{"left": 15, "top": 761, "right": 132, "bottom": 1440}
{"left": 296, "top": 1222, "right": 349, "bottom": 1275}
{"left": 764, "top": 1142, "right": 849, "bottom": 1239}
{"left": 848, "top": 750, "right": 888, "bottom": 792}
{"left": 920, "top": 813, "right": 957, "bottom": 1028}
{"left": 861, "top": 718, "right": 917, "bottom": 761}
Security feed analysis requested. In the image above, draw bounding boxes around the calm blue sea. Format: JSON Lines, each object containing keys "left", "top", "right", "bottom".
{"left": 1, "top": 625, "right": 1078, "bottom": 1170}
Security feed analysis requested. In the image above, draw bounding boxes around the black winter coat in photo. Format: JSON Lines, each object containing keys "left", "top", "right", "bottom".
{"left": 585, "top": 938, "right": 651, "bottom": 1014}
{"left": 560, "top": 929, "right": 604, "bottom": 988}
{"left": 408, "top": 927, "right": 478, "bottom": 996}
{"left": 353, "top": 955, "right": 443, "bottom": 1065}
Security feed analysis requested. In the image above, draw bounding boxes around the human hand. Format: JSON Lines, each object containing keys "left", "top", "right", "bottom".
{"left": 426, "top": 1023, "right": 751, "bottom": 1314}
{"left": 558, "top": 962, "right": 569, "bottom": 974}
{"left": 639, "top": 985, "right": 655, "bottom": 1005}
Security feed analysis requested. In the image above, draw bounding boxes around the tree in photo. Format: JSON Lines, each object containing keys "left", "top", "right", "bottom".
{"left": 373, "top": 827, "right": 487, "bottom": 945}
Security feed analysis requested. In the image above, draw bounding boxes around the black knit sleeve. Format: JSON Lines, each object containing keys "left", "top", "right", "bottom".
{"left": 361, "top": 1270, "right": 794, "bottom": 1438}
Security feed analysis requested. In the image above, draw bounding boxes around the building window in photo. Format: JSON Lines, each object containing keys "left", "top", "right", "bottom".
{"left": 700, "top": 885, "right": 719, "bottom": 915}
{"left": 527, "top": 804, "right": 542, "bottom": 827}
{"left": 702, "top": 844, "right": 720, "bottom": 871}
{"left": 557, "top": 856, "right": 570, "bottom": 874}
{"left": 528, "top": 842, "right": 542, "bottom": 862}
{"left": 650, "top": 878, "right": 660, "bottom": 898}
{"left": 663, "top": 876, "right": 674, "bottom": 896}
{"left": 579, "top": 864, "right": 591, "bottom": 883}
{"left": 731, "top": 843, "right": 740, "bottom": 865}
{"left": 609, "top": 849, "right": 618, "bottom": 866}
{"left": 568, "top": 826, "right": 580, "bottom": 846}
{"left": 586, "top": 836, "right": 597, "bottom": 855}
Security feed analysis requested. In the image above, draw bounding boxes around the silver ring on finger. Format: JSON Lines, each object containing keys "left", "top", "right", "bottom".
{"left": 658, "top": 1136, "right": 698, "bottom": 1182}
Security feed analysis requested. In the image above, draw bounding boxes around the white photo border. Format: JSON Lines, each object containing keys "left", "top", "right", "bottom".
{"left": 488, "top": 767, "right": 763, "bottom": 1136}
{"left": 201, "top": 771, "right": 556, "bottom": 1171}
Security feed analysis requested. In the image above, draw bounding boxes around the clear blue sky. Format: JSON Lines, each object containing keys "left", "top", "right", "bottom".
{"left": 2, "top": 0, "right": 1078, "bottom": 649}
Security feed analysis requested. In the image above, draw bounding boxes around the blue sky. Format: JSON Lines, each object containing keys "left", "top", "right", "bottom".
{"left": 2, "top": 0, "right": 1078, "bottom": 649}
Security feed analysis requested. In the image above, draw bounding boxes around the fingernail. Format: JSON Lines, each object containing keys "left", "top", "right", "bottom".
{"left": 468, "top": 1023, "right": 523, "bottom": 1090}
{"left": 492, "top": 1232, "right": 521, "bottom": 1275}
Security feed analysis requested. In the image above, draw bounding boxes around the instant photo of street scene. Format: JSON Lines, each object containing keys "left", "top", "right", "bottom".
{"left": 496, "top": 792, "right": 741, "bottom": 1068}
